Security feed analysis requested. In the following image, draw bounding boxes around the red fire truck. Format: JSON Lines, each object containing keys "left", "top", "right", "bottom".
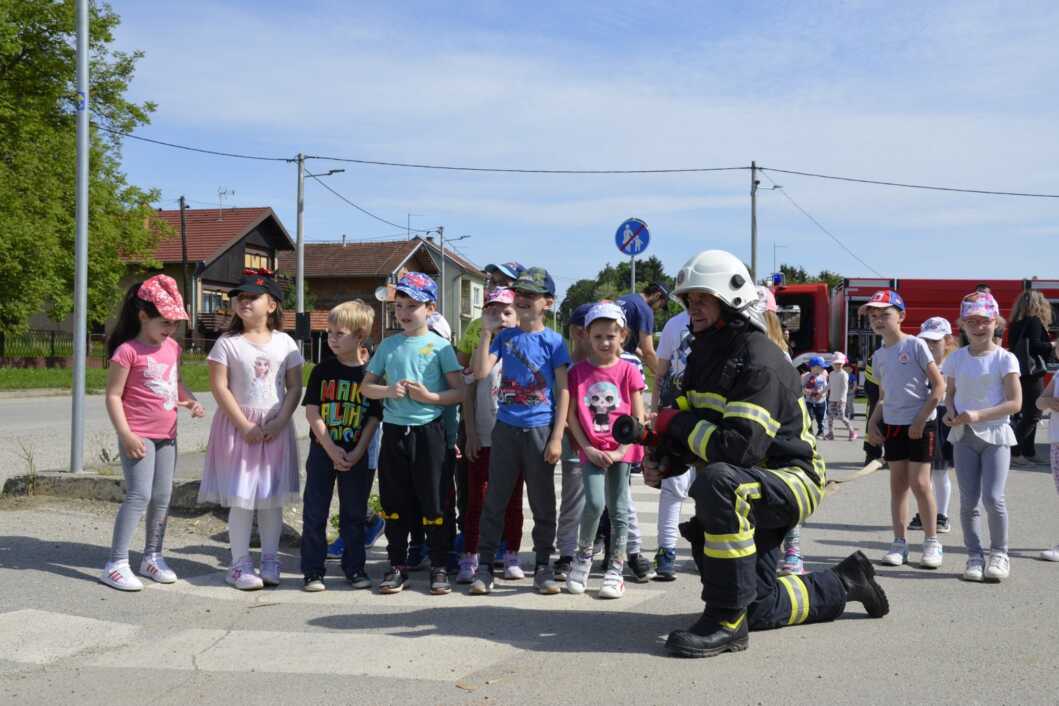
{"left": 775, "top": 277, "right": 1059, "bottom": 369}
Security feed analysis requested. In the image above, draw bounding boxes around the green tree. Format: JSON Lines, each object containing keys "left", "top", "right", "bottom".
{"left": 0, "top": 0, "right": 159, "bottom": 333}
{"left": 779, "top": 264, "right": 843, "bottom": 290}
{"left": 558, "top": 255, "right": 677, "bottom": 331}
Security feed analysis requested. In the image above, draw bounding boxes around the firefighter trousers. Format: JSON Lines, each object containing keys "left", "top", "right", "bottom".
{"left": 687, "top": 462, "right": 847, "bottom": 630}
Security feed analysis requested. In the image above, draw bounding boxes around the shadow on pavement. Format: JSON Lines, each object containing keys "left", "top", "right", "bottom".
{"left": 308, "top": 604, "right": 699, "bottom": 656}
{"left": 0, "top": 535, "right": 216, "bottom": 583}
{"left": 803, "top": 521, "right": 891, "bottom": 534}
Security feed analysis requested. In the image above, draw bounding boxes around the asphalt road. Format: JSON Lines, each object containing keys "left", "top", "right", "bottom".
{"left": 2, "top": 431, "right": 1058, "bottom": 705}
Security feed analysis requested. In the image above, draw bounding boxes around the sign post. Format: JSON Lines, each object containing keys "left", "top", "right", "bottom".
{"left": 614, "top": 218, "right": 650, "bottom": 292}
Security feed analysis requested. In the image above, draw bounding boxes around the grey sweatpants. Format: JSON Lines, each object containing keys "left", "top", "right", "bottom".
{"left": 953, "top": 432, "right": 1011, "bottom": 556}
{"left": 557, "top": 436, "right": 585, "bottom": 557}
{"left": 109, "top": 438, "right": 177, "bottom": 563}
{"left": 478, "top": 421, "right": 557, "bottom": 566}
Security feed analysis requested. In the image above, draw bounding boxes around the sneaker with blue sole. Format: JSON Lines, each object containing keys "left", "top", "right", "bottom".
{"left": 364, "top": 515, "right": 386, "bottom": 547}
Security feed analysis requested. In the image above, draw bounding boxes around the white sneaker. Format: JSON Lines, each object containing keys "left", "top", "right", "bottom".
{"left": 881, "top": 539, "right": 908, "bottom": 566}
{"left": 920, "top": 538, "right": 944, "bottom": 569}
{"left": 100, "top": 560, "right": 144, "bottom": 592}
{"left": 599, "top": 567, "right": 625, "bottom": 599}
{"left": 502, "top": 551, "right": 525, "bottom": 580}
{"left": 565, "top": 554, "right": 591, "bottom": 595}
{"left": 962, "top": 557, "right": 985, "bottom": 582}
{"left": 260, "top": 554, "right": 281, "bottom": 586}
{"left": 1040, "top": 545, "right": 1059, "bottom": 562}
{"left": 226, "top": 556, "right": 264, "bottom": 590}
{"left": 139, "top": 553, "right": 177, "bottom": 584}
{"left": 984, "top": 552, "right": 1010, "bottom": 582}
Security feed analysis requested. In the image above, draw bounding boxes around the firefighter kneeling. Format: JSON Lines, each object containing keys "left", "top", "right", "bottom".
{"left": 640, "top": 249, "right": 889, "bottom": 659}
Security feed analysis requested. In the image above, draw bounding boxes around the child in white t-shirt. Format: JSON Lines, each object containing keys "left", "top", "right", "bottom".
{"left": 826, "top": 352, "right": 856, "bottom": 440}
{"left": 1035, "top": 376, "right": 1059, "bottom": 562}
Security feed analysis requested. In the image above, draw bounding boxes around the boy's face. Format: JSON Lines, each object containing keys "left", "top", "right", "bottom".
{"left": 588, "top": 319, "right": 626, "bottom": 359}
{"left": 867, "top": 306, "right": 903, "bottom": 335}
{"left": 811, "top": 365, "right": 824, "bottom": 375}
{"left": 394, "top": 294, "right": 432, "bottom": 333}
{"left": 923, "top": 337, "right": 945, "bottom": 362}
{"left": 513, "top": 289, "right": 551, "bottom": 325}
{"left": 326, "top": 324, "right": 362, "bottom": 359}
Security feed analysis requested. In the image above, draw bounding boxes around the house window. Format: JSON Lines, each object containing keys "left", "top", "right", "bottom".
{"left": 202, "top": 290, "right": 227, "bottom": 314}
{"left": 244, "top": 250, "right": 272, "bottom": 271}
{"left": 472, "top": 284, "right": 482, "bottom": 307}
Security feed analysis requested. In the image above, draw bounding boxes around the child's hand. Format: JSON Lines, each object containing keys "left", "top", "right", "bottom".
{"left": 328, "top": 445, "right": 352, "bottom": 471}
{"left": 120, "top": 432, "right": 146, "bottom": 460}
{"left": 584, "top": 446, "right": 611, "bottom": 469}
{"left": 465, "top": 431, "right": 481, "bottom": 462}
{"left": 943, "top": 409, "right": 957, "bottom": 427}
{"left": 182, "top": 399, "right": 206, "bottom": 418}
{"left": 405, "top": 382, "right": 436, "bottom": 404}
{"left": 391, "top": 381, "right": 408, "bottom": 399}
{"left": 544, "top": 437, "right": 563, "bottom": 465}
{"left": 867, "top": 423, "right": 884, "bottom": 447}
{"left": 260, "top": 416, "right": 287, "bottom": 440}
{"left": 952, "top": 410, "right": 980, "bottom": 426}
{"left": 908, "top": 420, "right": 926, "bottom": 440}
{"left": 345, "top": 447, "right": 365, "bottom": 469}
{"left": 242, "top": 424, "right": 265, "bottom": 444}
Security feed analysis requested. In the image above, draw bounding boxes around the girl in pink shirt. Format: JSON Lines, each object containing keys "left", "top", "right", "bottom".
{"left": 564, "top": 302, "right": 646, "bottom": 599}
{"left": 101, "top": 275, "right": 204, "bottom": 591}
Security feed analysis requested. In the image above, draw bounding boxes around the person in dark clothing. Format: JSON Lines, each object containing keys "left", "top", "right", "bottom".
{"left": 643, "top": 249, "right": 889, "bottom": 659}
{"left": 1008, "top": 290, "right": 1056, "bottom": 464}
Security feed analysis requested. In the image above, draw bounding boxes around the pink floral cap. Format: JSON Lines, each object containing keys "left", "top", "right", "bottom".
{"left": 484, "top": 287, "right": 515, "bottom": 307}
{"left": 138, "top": 275, "right": 188, "bottom": 321}
{"left": 960, "top": 292, "right": 999, "bottom": 320}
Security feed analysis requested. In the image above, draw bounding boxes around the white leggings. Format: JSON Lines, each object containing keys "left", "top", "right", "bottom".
{"left": 933, "top": 467, "right": 951, "bottom": 517}
{"left": 656, "top": 469, "right": 693, "bottom": 550}
{"left": 228, "top": 507, "right": 284, "bottom": 565}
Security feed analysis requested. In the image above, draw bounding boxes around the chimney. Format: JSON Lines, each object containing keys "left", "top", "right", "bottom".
{"left": 341, "top": 234, "right": 346, "bottom": 247}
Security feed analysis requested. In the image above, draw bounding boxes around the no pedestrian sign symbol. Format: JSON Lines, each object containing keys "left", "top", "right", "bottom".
{"left": 615, "top": 218, "right": 650, "bottom": 256}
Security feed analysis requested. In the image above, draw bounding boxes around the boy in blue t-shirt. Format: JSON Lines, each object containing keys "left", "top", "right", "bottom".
{"left": 362, "top": 272, "right": 464, "bottom": 595}
{"left": 468, "top": 266, "right": 571, "bottom": 595}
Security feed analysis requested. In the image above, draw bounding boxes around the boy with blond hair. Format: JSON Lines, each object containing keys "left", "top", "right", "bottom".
{"left": 301, "top": 299, "right": 383, "bottom": 592}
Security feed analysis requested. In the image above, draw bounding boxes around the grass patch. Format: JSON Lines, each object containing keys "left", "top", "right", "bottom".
{"left": 0, "top": 362, "right": 315, "bottom": 393}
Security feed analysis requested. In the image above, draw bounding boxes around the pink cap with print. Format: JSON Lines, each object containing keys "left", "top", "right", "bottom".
{"left": 138, "top": 275, "right": 188, "bottom": 321}
{"left": 484, "top": 287, "right": 515, "bottom": 307}
{"left": 960, "top": 292, "right": 999, "bottom": 320}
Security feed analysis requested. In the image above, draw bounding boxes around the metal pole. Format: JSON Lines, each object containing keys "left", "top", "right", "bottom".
{"left": 296, "top": 153, "right": 305, "bottom": 314}
{"left": 438, "top": 226, "right": 445, "bottom": 317}
{"left": 179, "top": 196, "right": 190, "bottom": 346}
{"left": 630, "top": 255, "right": 636, "bottom": 292}
{"left": 750, "top": 160, "right": 758, "bottom": 283}
{"left": 70, "top": 0, "right": 89, "bottom": 473}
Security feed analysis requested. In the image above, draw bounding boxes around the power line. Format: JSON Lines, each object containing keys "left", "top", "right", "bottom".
{"left": 304, "top": 154, "right": 750, "bottom": 175}
{"left": 94, "top": 123, "right": 293, "bottom": 163}
{"left": 306, "top": 173, "right": 433, "bottom": 233}
{"left": 761, "top": 166, "right": 1059, "bottom": 199}
{"left": 760, "top": 171, "right": 884, "bottom": 277}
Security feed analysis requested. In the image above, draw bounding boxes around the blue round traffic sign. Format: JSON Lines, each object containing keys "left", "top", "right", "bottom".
{"left": 615, "top": 218, "right": 650, "bottom": 256}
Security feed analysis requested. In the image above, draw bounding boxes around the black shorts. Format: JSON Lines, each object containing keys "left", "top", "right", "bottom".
{"left": 882, "top": 424, "right": 936, "bottom": 464}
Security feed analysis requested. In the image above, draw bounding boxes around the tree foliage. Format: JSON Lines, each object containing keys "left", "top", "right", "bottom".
{"left": 778, "top": 264, "right": 843, "bottom": 290}
{"left": 558, "top": 255, "right": 678, "bottom": 331}
{"left": 0, "top": 0, "right": 159, "bottom": 333}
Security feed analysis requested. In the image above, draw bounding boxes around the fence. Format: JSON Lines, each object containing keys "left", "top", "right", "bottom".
{"left": 0, "top": 330, "right": 76, "bottom": 359}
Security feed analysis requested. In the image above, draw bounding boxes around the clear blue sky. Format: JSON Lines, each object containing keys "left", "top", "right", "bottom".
{"left": 110, "top": 1, "right": 1059, "bottom": 303}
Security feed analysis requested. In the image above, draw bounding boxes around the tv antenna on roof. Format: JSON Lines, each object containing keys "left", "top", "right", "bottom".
{"left": 217, "top": 188, "right": 235, "bottom": 220}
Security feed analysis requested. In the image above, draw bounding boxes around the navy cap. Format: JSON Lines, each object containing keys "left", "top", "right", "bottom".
{"left": 484, "top": 261, "right": 526, "bottom": 280}
{"left": 230, "top": 269, "right": 283, "bottom": 301}
{"left": 570, "top": 303, "right": 594, "bottom": 327}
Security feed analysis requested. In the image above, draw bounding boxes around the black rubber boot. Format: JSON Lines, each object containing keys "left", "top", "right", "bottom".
{"left": 665, "top": 607, "right": 749, "bottom": 658}
{"left": 833, "top": 551, "right": 889, "bottom": 618}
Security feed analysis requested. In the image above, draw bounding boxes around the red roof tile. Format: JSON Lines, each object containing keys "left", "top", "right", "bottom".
{"left": 275, "top": 240, "right": 432, "bottom": 278}
{"left": 149, "top": 207, "right": 291, "bottom": 264}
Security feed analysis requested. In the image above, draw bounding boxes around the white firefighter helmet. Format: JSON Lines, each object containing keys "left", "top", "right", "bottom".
{"left": 673, "top": 250, "right": 765, "bottom": 331}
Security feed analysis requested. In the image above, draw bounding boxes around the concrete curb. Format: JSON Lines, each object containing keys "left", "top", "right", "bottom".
{"left": 2, "top": 471, "right": 221, "bottom": 513}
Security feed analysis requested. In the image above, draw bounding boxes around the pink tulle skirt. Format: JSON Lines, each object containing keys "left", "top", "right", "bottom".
{"left": 199, "top": 406, "right": 300, "bottom": 510}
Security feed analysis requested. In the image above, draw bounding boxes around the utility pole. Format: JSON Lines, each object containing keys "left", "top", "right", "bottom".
{"left": 179, "top": 196, "right": 190, "bottom": 346}
{"left": 438, "top": 225, "right": 445, "bottom": 317}
{"left": 70, "top": 0, "right": 89, "bottom": 473}
{"left": 750, "top": 160, "right": 759, "bottom": 283}
{"left": 295, "top": 153, "right": 305, "bottom": 314}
